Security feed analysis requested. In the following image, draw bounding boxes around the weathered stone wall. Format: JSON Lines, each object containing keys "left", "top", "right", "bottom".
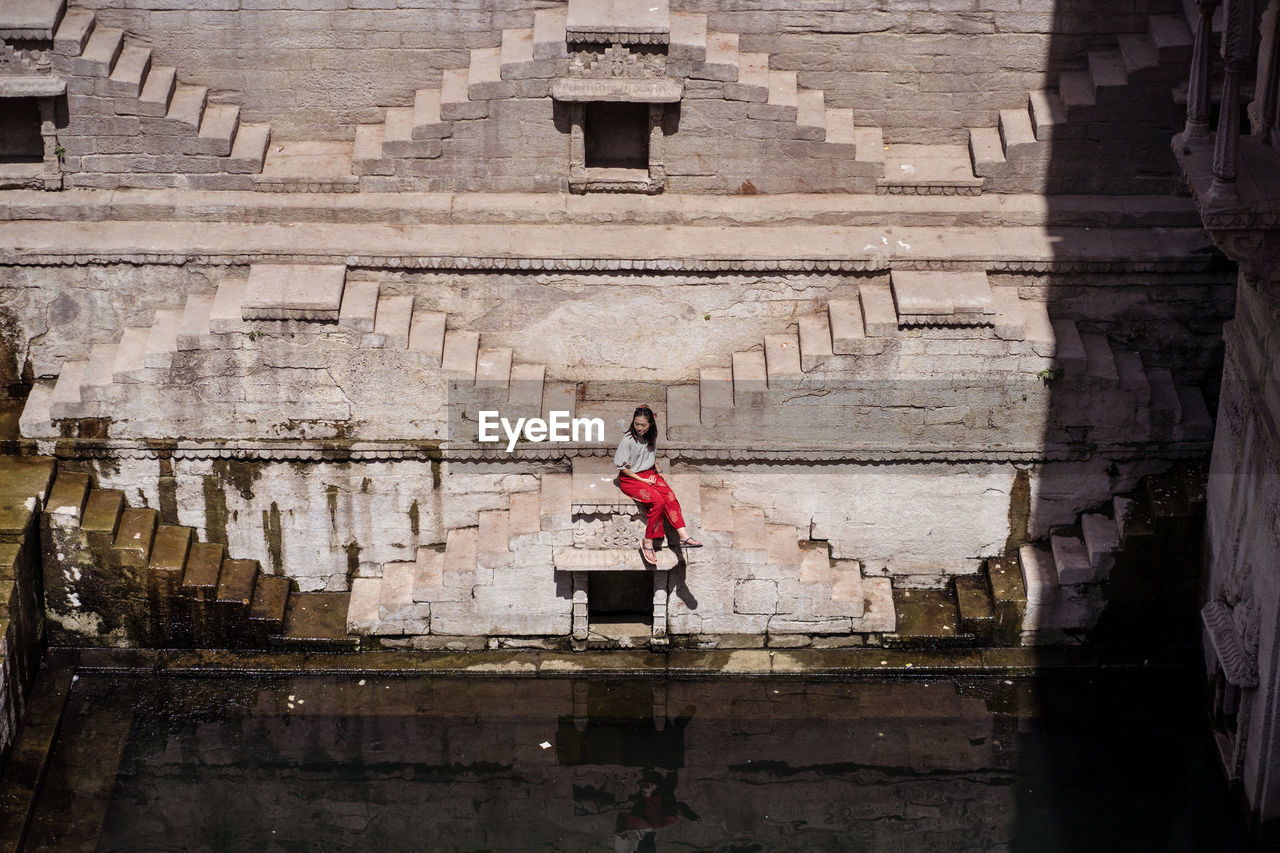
{"left": 71, "top": 0, "right": 1179, "bottom": 144}
{"left": 1203, "top": 279, "right": 1280, "bottom": 823}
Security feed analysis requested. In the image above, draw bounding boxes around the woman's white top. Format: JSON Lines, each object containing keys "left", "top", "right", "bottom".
{"left": 614, "top": 433, "right": 656, "bottom": 472}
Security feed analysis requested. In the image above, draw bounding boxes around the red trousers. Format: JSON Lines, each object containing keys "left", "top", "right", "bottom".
{"left": 617, "top": 470, "right": 685, "bottom": 540}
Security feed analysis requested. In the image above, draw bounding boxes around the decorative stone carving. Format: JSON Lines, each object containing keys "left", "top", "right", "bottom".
{"left": 568, "top": 44, "right": 667, "bottom": 79}
{"left": 572, "top": 505, "right": 645, "bottom": 548}
{"left": 0, "top": 43, "right": 50, "bottom": 75}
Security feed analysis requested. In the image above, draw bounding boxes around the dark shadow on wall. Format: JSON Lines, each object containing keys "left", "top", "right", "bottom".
{"left": 1016, "top": 0, "right": 1240, "bottom": 848}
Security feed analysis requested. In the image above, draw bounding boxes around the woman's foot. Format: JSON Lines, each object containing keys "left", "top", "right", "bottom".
{"left": 640, "top": 544, "right": 657, "bottom": 564}
{"left": 679, "top": 537, "right": 703, "bottom": 548}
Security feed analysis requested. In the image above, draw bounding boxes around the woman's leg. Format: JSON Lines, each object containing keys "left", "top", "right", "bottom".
{"left": 618, "top": 476, "right": 669, "bottom": 541}
{"left": 651, "top": 476, "right": 700, "bottom": 545}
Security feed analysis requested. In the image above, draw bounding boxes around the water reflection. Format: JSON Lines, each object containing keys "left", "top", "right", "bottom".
{"left": 18, "top": 670, "right": 1235, "bottom": 851}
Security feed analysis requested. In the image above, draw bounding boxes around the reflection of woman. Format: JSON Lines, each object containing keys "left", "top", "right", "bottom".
{"left": 614, "top": 405, "right": 702, "bottom": 564}
{"left": 613, "top": 771, "right": 699, "bottom": 853}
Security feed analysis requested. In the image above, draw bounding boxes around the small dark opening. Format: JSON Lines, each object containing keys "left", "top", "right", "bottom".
{"left": 584, "top": 102, "right": 648, "bottom": 170}
{"left": 588, "top": 571, "right": 652, "bottom": 620}
{"left": 0, "top": 98, "right": 43, "bottom": 162}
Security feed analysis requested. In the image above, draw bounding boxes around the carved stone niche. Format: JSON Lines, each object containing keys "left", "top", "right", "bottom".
{"left": 553, "top": 82, "right": 679, "bottom": 194}
{"left": 0, "top": 59, "right": 65, "bottom": 191}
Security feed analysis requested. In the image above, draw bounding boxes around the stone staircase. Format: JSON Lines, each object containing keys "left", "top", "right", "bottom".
{"left": 968, "top": 8, "right": 1194, "bottom": 194}
{"left": 887, "top": 460, "right": 1208, "bottom": 648}
{"left": 666, "top": 270, "right": 1215, "bottom": 449}
{"left": 40, "top": 467, "right": 355, "bottom": 650}
{"left": 50, "top": 2, "right": 270, "bottom": 189}
{"left": 18, "top": 263, "right": 553, "bottom": 439}
{"left": 345, "top": 456, "right": 895, "bottom": 650}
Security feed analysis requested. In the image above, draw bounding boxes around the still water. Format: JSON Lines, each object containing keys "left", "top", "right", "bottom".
{"left": 23, "top": 669, "right": 1235, "bottom": 852}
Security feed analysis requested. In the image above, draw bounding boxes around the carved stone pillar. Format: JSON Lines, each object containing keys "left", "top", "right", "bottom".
{"left": 37, "top": 96, "right": 61, "bottom": 191}
{"left": 1187, "top": 0, "right": 1224, "bottom": 138}
{"left": 1210, "top": 0, "right": 1256, "bottom": 203}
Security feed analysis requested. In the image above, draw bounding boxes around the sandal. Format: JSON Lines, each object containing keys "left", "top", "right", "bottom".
{"left": 640, "top": 545, "right": 657, "bottom": 564}
{"left": 679, "top": 537, "right": 704, "bottom": 548}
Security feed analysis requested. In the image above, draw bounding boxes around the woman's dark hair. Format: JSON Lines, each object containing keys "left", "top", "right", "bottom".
{"left": 627, "top": 405, "right": 658, "bottom": 450}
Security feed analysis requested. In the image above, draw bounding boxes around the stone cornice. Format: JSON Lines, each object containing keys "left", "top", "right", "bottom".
{"left": 26, "top": 438, "right": 1214, "bottom": 465}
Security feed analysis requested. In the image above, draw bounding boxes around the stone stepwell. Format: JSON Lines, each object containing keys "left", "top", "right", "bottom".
{"left": 18, "top": 262, "right": 1215, "bottom": 457}
{"left": 40, "top": 468, "right": 356, "bottom": 651}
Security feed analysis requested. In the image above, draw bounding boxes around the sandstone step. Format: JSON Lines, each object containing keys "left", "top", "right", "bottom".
{"left": 1028, "top": 89, "right": 1067, "bottom": 141}
{"left": 1050, "top": 319, "right": 1087, "bottom": 371}
{"left": 48, "top": 360, "right": 88, "bottom": 417}
{"left": 986, "top": 555, "right": 1026, "bottom": 644}
{"left": 72, "top": 25, "right": 122, "bottom": 76}
{"left": 1176, "top": 386, "right": 1214, "bottom": 440}
{"left": 382, "top": 107, "right": 443, "bottom": 159}
{"left": 346, "top": 576, "right": 381, "bottom": 634}
{"left": 725, "top": 51, "right": 769, "bottom": 102}
{"left": 1079, "top": 333, "right": 1118, "bottom": 381}
{"left": 825, "top": 107, "right": 856, "bottom": 148}
{"left": 1081, "top": 512, "right": 1120, "bottom": 572}
{"left": 411, "top": 89, "right": 452, "bottom": 140}
{"left": 106, "top": 44, "right": 151, "bottom": 99}
{"left": 372, "top": 293, "right": 413, "bottom": 349}
{"left": 1087, "top": 50, "right": 1128, "bottom": 101}
{"left": 1057, "top": 70, "right": 1096, "bottom": 115}
{"left": 508, "top": 363, "right": 546, "bottom": 410}
{"left": 1112, "top": 494, "right": 1155, "bottom": 546}
{"left": 337, "top": 279, "right": 379, "bottom": 332}
{"left": 1112, "top": 349, "right": 1150, "bottom": 406}
{"left": 542, "top": 382, "right": 576, "bottom": 422}
{"left": 142, "top": 309, "right": 182, "bottom": 370}
{"left": 1145, "top": 365, "right": 1181, "bottom": 426}
{"left": 794, "top": 89, "right": 826, "bottom": 142}
{"left": 990, "top": 286, "right": 1027, "bottom": 341}
{"left": 111, "top": 326, "right": 149, "bottom": 382}
{"left": 797, "top": 313, "right": 833, "bottom": 371}
{"left": 833, "top": 563, "right": 867, "bottom": 618}
{"left": 999, "top": 107, "right": 1037, "bottom": 155}
{"left": 731, "top": 350, "right": 766, "bottom": 407}
{"left": 181, "top": 542, "right": 224, "bottom": 601}
{"left": 166, "top": 83, "right": 208, "bottom": 130}
{"left": 500, "top": 26, "right": 553, "bottom": 79}
{"left": 249, "top": 575, "right": 290, "bottom": 637}
{"left": 699, "top": 367, "right": 733, "bottom": 414}
{"left": 855, "top": 279, "right": 896, "bottom": 333}
{"left": 968, "top": 126, "right": 1005, "bottom": 171}
{"left": 81, "top": 343, "right": 119, "bottom": 393}
{"left": 241, "top": 264, "right": 346, "bottom": 322}
{"left": 827, "top": 298, "right": 866, "bottom": 354}
{"left": 468, "top": 46, "right": 510, "bottom": 101}
{"left": 18, "top": 379, "right": 55, "bottom": 438}
{"left": 887, "top": 588, "right": 968, "bottom": 647}
{"left": 216, "top": 557, "right": 259, "bottom": 611}
{"left": 953, "top": 574, "right": 996, "bottom": 643}
{"left": 352, "top": 125, "right": 393, "bottom": 176}
{"left": 208, "top": 277, "right": 247, "bottom": 334}
{"left": 1018, "top": 543, "right": 1059, "bottom": 606}
{"left": 53, "top": 8, "right": 95, "bottom": 56}
{"left": 407, "top": 310, "right": 447, "bottom": 361}
{"left": 1117, "top": 33, "right": 1160, "bottom": 74}
{"left": 277, "top": 591, "right": 358, "bottom": 651}
{"left": 669, "top": 12, "right": 707, "bottom": 62}
{"left": 1149, "top": 13, "right": 1194, "bottom": 63}
{"left": 880, "top": 143, "right": 983, "bottom": 192}
{"left": 1051, "top": 531, "right": 1093, "bottom": 584}
{"left": 475, "top": 347, "right": 513, "bottom": 390}
{"left": 851, "top": 576, "right": 895, "bottom": 633}
{"left": 175, "top": 289, "right": 215, "bottom": 348}
{"left": 441, "top": 329, "right": 480, "bottom": 380}
{"left": 195, "top": 103, "right": 240, "bottom": 157}
{"left": 81, "top": 489, "right": 125, "bottom": 544}
{"left": 695, "top": 31, "right": 739, "bottom": 83}
{"left": 890, "top": 270, "right": 993, "bottom": 326}
{"left": 854, "top": 126, "right": 885, "bottom": 165}
{"left": 226, "top": 122, "right": 271, "bottom": 174}
{"left": 47, "top": 471, "right": 91, "bottom": 520}
{"left": 378, "top": 561, "right": 426, "bottom": 632}
{"left": 441, "top": 68, "right": 487, "bottom": 121}
{"left": 532, "top": 6, "right": 568, "bottom": 60}
{"left": 751, "top": 70, "right": 797, "bottom": 122}
{"left": 149, "top": 524, "right": 192, "bottom": 583}
{"left": 764, "top": 334, "right": 802, "bottom": 384}
{"left": 125, "top": 65, "right": 175, "bottom": 118}
{"left": 411, "top": 548, "right": 446, "bottom": 601}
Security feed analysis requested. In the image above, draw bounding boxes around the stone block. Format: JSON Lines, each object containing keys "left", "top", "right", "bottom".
{"left": 1050, "top": 532, "right": 1093, "bottom": 585}
{"left": 827, "top": 299, "right": 866, "bottom": 354}
{"left": 859, "top": 283, "right": 899, "bottom": 336}
{"left": 241, "top": 264, "right": 347, "bottom": 322}
{"left": 540, "top": 473, "right": 572, "bottom": 531}
{"left": 734, "top": 578, "right": 778, "bottom": 615}
{"left": 508, "top": 490, "right": 541, "bottom": 537}
{"left": 347, "top": 576, "right": 382, "bottom": 634}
